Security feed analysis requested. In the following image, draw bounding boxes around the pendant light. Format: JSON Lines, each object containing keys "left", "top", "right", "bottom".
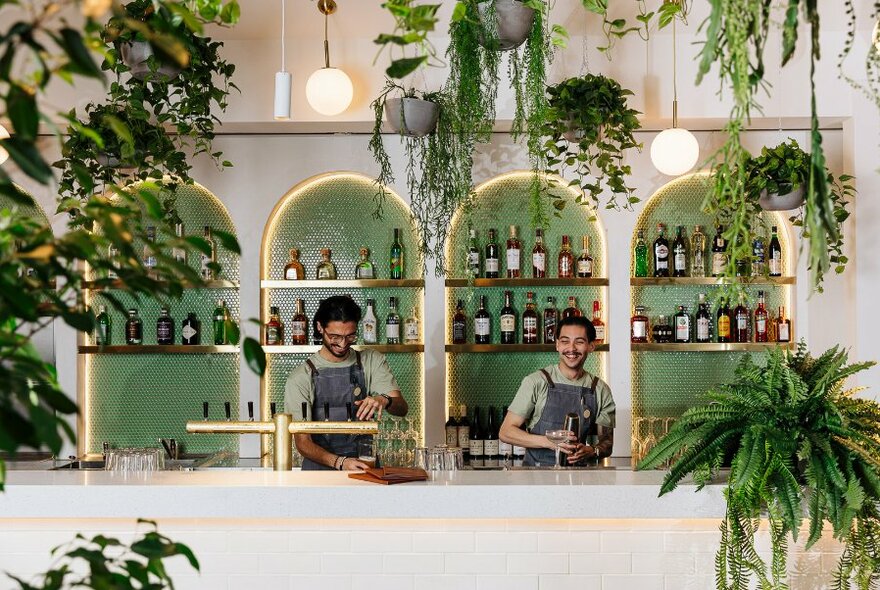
{"left": 274, "top": 0, "right": 291, "bottom": 120}
{"left": 650, "top": 6, "right": 699, "bottom": 176}
{"left": 305, "top": 0, "right": 353, "bottom": 117}
{"left": 0, "top": 124, "right": 10, "bottom": 165}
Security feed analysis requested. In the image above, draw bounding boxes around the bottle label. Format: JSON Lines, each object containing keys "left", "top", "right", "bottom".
{"left": 756, "top": 318, "right": 767, "bottom": 334}
{"left": 712, "top": 253, "right": 727, "bottom": 275}
{"left": 718, "top": 316, "right": 731, "bottom": 337}
{"left": 674, "top": 249, "right": 686, "bottom": 271}
{"left": 445, "top": 426, "right": 458, "bottom": 446}
{"left": 769, "top": 255, "right": 782, "bottom": 275}
{"left": 559, "top": 258, "right": 572, "bottom": 276}
{"left": 593, "top": 323, "right": 605, "bottom": 342}
{"left": 405, "top": 322, "right": 419, "bottom": 341}
{"left": 362, "top": 321, "right": 376, "bottom": 343}
{"left": 506, "top": 249, "right": 520, "bottom": 271}
{"left": 533, "top": 253, "right": 545, "bottom": 272}
{"left": 356, "top": 266, "right": 374, "bottom": 279}
{"left": 390, "top": 255, "right": 402, "bottom": 276}
{"left": 697, "top": 318, "right": 710, "bottom": 341}
{"left": 485, "top": 258, "right": 499, "bottom": 273}
{"left": 386, "top": 323, "right": 400, "bottom": 339}
{"left": 317, "top": 267, "right": 334, "bottom": 279}
{"left": 737, "top": 315, "right": 748, "bottom": 331}
{"left": 97, "top": 323, "right": 109, "bottom": 345}
{"left": 266, "top": 325, "right": 281, "bottom": 345}
{"left": 182, "top": 323, "right": 198, "bottom": 342}
{"left": 632, "top": 319, "right": 647, "bottom": 339}
{"left": 452, "top": 322, "right": 466, "bottom": 342}
{"left": 469, "top": 439, "right": 484, "bottom": 456}
{"left": 475, "top": 317, "right": 490, "bottom": 336}
{"left": 468, "top": 252, "right": 480, "bottom": 271}
{"left": 656, "top": 245, "right": 669, "bottom": 269}
{"left": 500, "top": 314, "right": 515, "bottom": 332}
{"left": 172, "top": 248, "right": 186, "bottom": 264}
{"left": 484, "top": 440, "right": 499, "bottom": 456}
{"left": 285, "top": 267, "right": 301, "bottom": 280}
{"left": 778, "top": 323, "right": 790, "bottom": 341}
{"left": 577, "top": 259, "right": 592, "bottom": 276}
{"left": 126, "top": 323, "right": 142, "bottom": 343}
{"left": 523, "top": 317, "right": 537, "bottom": 332}
{"left": 499, "top": 440, "right": 512, "bottom": 456}
{"left": 457, "top": 426, "right": 470, "bottom": 449}
{"left": 290, "top": 321, "right": 306, "bottom": 337}
{"left": 675, "top": 317, "right": 689, "bottom": 341}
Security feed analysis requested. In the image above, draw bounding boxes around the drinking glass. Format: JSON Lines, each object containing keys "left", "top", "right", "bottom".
{"left": 358, "top": 440, "right": 378, "bottom": 469}
{"left": 413, "top": 447, "right": 429, "bottom": 470}
{"left": 544, "top": 429, "right": 571, "bottom": 469}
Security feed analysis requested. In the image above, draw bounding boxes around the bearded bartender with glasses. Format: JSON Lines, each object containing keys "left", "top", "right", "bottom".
{"left": 285, "top": 296, "right": 408, "bottom": 470}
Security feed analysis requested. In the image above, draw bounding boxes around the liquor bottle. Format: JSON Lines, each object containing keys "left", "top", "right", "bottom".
{"left": 776, "top": 306, "right": 791, "bottom": 342}
{"left": 531, "top": 228, "right": 546, "bottom": 278}
{"left": 171, "top": 220, "right": 186, "bottom": 265}
{"left": 768, "top": 226, "right": 782, "bottom": 276}
{"left": 467, "top": 229, "right": 481, "bottom": 277}
{"left": 390, "top": 228, "right": 404, "bottom": 279}
{"left": 674, "top": 305, "right": 691, "bottom": 343}
{"left": 213, "top": 299, "right": 229, "bottom": 345}
{"left": 522, "top": 291, "right": 538, "bottom": 344}
{"left": 157, "top": 307, "right": 175, "bottom": 345}
{"left": 474, "top": 295, "right": 491, "bottom": 344}
{"left": 452, "top": 299, "right": 467, "bottom": 344}
{"left": 95, "top": 305, "right": 111, "bottom": 345}
{"left": 754, "top": 291, "right": 769, "bottom": 342}
{"left": 672, "top": 226, "right": 688, "bottom": 277}
{"left": 469, "top": 407, "right": 484, "bottom": 463}
{"left": 498, "top": 407, "right": 513, "bottom": 459}
{"left": 143, "top": 225, "right": 158, "bottom": 280}
{"left": 695, "top": 293, "right": 712, "bottom": 343}
{"left": 457, "top": 404, "right": 471, "bottom": 457}
{"left": 386, "top": 297, "right": 401, "bottom": 344}
{"left": 404, "top": 307, "right": 420, "bottom": 344}
{"left": 735, "top": 256, "right": 749, "bottom": 277}
{"left": 506, "top": 225, "right": 521, "bottom": 278}
{"left": 355, "top": 247, "right": 376, "bottom": 279}
{"left": 691, "top": 225, "right": 707, "bottom": 278}
{"left": 558, "top": 235, "right": 574, "bottom": 279}
{"left": 634, "top": 230, "right": 649, "bottom": 277}
{"left": 182, "top": 312, "right": 201, "bottom": 345}
{"left": 362, "top": 299, "right": 379, "bottom": 343}
{"left": 631, "top": 306, "right": 648, "bottom": 343}
{"left": 125, "top": 309, "right": 143, "bottom": 345}
{"left": 283, "top": 248, "right": 305, "bottom": 280}
{"left": 591, "top": 300, "right": 606, "bottom": 344}
{"left": 200, "top": 226, "right": 216, "bottom": 281}
{"left": 562, "top": 296, "right": 581, "bottom": 320}
{"left": 290, "top": 299, "right": 308, "bottom": 345}
{"left": 316, "top": 248, "right": 337, "bottom": 279}
{"left": 653, "top": 224, "right": 669, "bottom": 277}
{"left": 263, "top": 306, "right": 284, "bottom": 345}
{"left": 107, "top": 244, "right": 119, "bottom": 280}
{"left": 313, "top": 299, "right": 325, "bottom": 345}
{"left": 712, "top": 226, "right": 727, "bottom": 277}
{"left": 577, "top": 235, "right": 593, "bottom": 278}
{"left": 716, "top": 297, "right": 732, "bottom": 343}
{"left": 733, "top": 294, "right": 750, "bottom": 343}
{"left": 484, "top": 229, "right": 500, "bottom": 278}
{"left": 484, "top": 406, "right": 499, "bottom": 459}
{"left": 543, "top": 296, "right": 558, "bottom": 344}
{"left": 652, "top": 315, "right": 671, "bottom": 343}
{"left": 499, "top": 290, "right": 517, "bottom": 344}
{"left": 751, "top": 231, "right": 766, "bottom": 277}
{"left": 445, "top": 406, "right": 459, "bottom": 447}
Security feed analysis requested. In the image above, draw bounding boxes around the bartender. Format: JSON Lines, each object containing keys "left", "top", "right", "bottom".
{"left": 284, "top": 296, "right": 408, "bottom": 470}
{"left": 499, "top": 316, "right": 615, "bottom": 466}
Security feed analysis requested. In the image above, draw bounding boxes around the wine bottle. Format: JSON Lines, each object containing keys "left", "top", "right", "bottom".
{"left": 768, "top": 226, "right": 782, "bottom": 277}
{"left": 591, "top": 300, "right": 605, "bottom": 344}
{"left": 125, "top": 309, "right": 143, "bottom": 345}
{"left": 733, "top": 294, "right": 750, "bottom": 343}
{"left": 445, "top": 406, "right": 459, "bottom": 447}
{"left": 558, "top": 235, "right": 574, "bottom": 278}
{"left": 499, "top": 290, "right": 517, "bottom": 344}
{"left": 484, "top": 229, "right": 499, "bottom": 278}
{"left": 484, "top": 406, "right": 499, "bottom": 459}
{"left": 695, "top": 294, "right": 711, "bottom": 343}
{"left": 264, "top": 306, "right": 283, "bottom": 345}
{"left": 467, "top": 229, "right": 481, "bottom": 277}
{"left": 712, "top": 226, "right": 727, "bottom": 277}
{"left": 474, "top": 295, "right": 491, "bottom": 344}
{"left": 653, "top": 224, "right": 669, "bottom": 277}
{"left": 390, "top": 228, "right": 404, "bottom": 279}
{"left": 386, "top": 296, "right": 401, "bottom": 344}
{"left": 469, "top": 407, "right": 484, "bottom": 463}
{"left": 522, "top": 291, "right": 538, "bottom": 344}
{"left": 457, "top": 404, "right": 471, "bottom": 458}
{"left": 672, "top": 226, "right": 688, "bottom": 277}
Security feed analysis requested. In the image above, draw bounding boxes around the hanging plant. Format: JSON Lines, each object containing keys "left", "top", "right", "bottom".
{"left": 838, "top": 0, "right": 880, "bottom": 115}
{"left": 639, "top": 344, "right": 880, "bottom": 589}
{"left": 373, "top": 0, "right": 443, "bottom": 78}
{"left": 540, "top": 74, "right": 642, "bottom": 214}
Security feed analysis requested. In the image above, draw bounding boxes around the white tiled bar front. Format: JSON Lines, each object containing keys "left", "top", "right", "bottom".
{"left": 0, "top": 471, "right": 843, "bottom": 589}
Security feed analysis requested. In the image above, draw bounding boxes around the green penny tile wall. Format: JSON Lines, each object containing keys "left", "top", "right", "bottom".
{"left": 0, "top": 185, "right": 50, "bottom": 225}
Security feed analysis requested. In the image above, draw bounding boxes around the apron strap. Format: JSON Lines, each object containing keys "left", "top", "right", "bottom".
{"left": 590, "top": 376, "right": 599, "bottom": 394}
{"left": 540, "top": 368, "right": 555, "bottom": 388}
{"left": 306, "top": 359, "right": 318, "bottom": 377}
{"left": 355, "top": 350, "right": 363, "bottom": 369}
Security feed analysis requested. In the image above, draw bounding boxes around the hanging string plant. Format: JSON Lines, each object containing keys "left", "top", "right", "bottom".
{"left": 837, "top": 0, "right": 880, "bottom": 114}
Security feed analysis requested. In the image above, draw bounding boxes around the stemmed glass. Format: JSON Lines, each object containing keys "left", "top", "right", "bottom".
{"left": 545, "top": 429, "right": 572, "bottom": 469}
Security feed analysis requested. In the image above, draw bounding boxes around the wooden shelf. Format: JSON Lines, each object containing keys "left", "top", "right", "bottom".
{"left": 263, "top": 344, "right": 424, "bottom": 354}
{"left": 261, "top": 279, "right": 425, "bottom": 289}
{"left": 630, "top": 342, "right": 794, "bottom": 352}
{"left": 630, "top": 277, "right": 796, "bottom": 286}
{"left": 445, "top": 344, "right": 610, "bottom": 353}
{"left": 83, "top": 280, "right": 239, "bottom": 290}
{"left": 445, "top": 278, "right": 608, "bottom": 287}
{"left": 78, "top": 345, "right": 240, "bottom": 354}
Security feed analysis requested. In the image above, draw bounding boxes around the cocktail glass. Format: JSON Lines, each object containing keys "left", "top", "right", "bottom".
{"left": 545, "top": 429, "right": 572, "bottom": 469}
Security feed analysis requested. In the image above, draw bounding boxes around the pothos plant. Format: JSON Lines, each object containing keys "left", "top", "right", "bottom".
{"left": 540, "top": 74, "right": 642, "bottom": 216}
{"left": 373, "top": 0, "right": 444, "bottom": 78}
{"left": 639, "top": 344, "right": 880, "bottom": 590}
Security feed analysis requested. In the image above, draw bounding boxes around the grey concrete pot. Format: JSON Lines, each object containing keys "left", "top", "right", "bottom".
{"left": 120, "top": 41, "right": 181, "bottom": 81}
{"left": 477, "top": 0, "right": 536, "bottom": 51}
{"left": 759, "top": 186, "right": 806, "bottom": 211}
{"left": 96, "top": 153, "right": 137, "bottom": 171}
{"left": 384, "top": 97, "right": 440, "bottom": 138}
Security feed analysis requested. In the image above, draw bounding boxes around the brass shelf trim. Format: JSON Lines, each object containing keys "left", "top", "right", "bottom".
{"left": 446, "top": 278, "right": 609, "bottom": 287}
{"left": 78, "top": 345, "right": 240, "bottom": 354}
{"left": 630, "top": 277, "right": 796, "bottom": 286}
{"left": 263, "top": 344, "right": 424, "bottom": 354}
{"left": 446, "top": 343, "right": 610, "bottom": 353}
{"left": 630, "top": 342, "right": 795, "bottom": 352}
{"left": 261, "top": 279, "right": 425, "bottom": 288}
{"left": 83, "top": 280, "right": 239, "bottom": 290}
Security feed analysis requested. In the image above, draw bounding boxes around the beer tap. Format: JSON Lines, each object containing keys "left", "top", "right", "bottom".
{"left": 224, "top": 402, "right": 232, "bottom": 421}
{"left": 247, "top": 401, "right": 254, "bottom": 421}
{"left": 202, "top": 401, "right": 209, "bottom": 421}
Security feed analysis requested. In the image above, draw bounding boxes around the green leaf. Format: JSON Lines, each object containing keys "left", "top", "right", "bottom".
{"left": 58, "top": 28, "right": 104, "bottom": 80}
{"left": 211, "top": 229, "right": 241, "bottom": 255}
{"left": 243, "top": 337, "right": 266, "bottom": 377}
{"left": 386, "top": 56, "right": 428, "bottom": 79}
{"left": 8, "top": 85, "right": 39, "bottom": 141}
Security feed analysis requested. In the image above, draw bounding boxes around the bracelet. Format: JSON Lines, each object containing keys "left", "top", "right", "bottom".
{"left": 339, "top": 457, "right": 347, "bottom": 470}
{"left": 379, "top": 394, "right": 393, "bottom": 409}
{"left": 333, "top": 455, "right": 342, "bottom": 470}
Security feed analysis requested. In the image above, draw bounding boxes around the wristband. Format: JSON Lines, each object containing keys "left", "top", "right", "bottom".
{"left": 334, "top": 455, "right": 342, "bottom": 470}
{"left": 379, "top": 394, "right": 393, "bottom": 408}
{"left": 340, "top": 457, "right": 347, "bottom": 470}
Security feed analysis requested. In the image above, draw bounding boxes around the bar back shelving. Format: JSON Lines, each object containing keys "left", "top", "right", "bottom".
{"left": 78, "top": 181, "right": 241, "bottom": 456}
{"left": 630, "top": 172, "right": 796, "bottom": 466}
{"left": 444, "top": 171, "right": 609, "bottom": 424}
{"left": 260, "top": 172, "right": 425, "bottom": 461}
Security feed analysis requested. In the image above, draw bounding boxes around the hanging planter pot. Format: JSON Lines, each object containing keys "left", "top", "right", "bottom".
{"left": 119, "top": 41, "right": 181, "bottom": 81}
{"left": 477, "top": 0, "right": 536, "bottom": 51}
{"left": 95, "top": 153, "right": 137, "bottom": 171}
{"left": 562, "top": 121, "right": 605, "bottom": 143}
{"left": 384, "top": 97, "right": 440, "bottom": 138}
{"left": 758, "top": 186, "right": 806, "bottom": 211}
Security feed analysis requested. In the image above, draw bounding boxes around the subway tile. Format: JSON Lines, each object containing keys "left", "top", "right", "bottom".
{"left": 476, "top": 575, "right": 539, "bottom": 590}
{"left": 663, "top": 575, "right": 714, "bottom": 590}
{"left": 631, "top": 552, "right": 695, "bottom": 574}
{"left": 506, "top": 520, "right": 569, "bottom": 532}
{"left": 350, "top": 532, "right": 413, "bottom": 552}
{"left": 414, "top": 574, "right": 476, "bottom": 590}
{"left": 539, "top": 574, "right": 602, "bottom": 590}
{"left": 227, "top": 531, "right": 289, "bottom": 553}
{"left": 195, "top": 552, "right": 260, "bottom": 574}
{"left": 229, "top": 574, "right": 288, "bottom": 590}
{"left": 412, "top": 532, "right": 475, "bottom": 553}
{"left": 601, "top": 574, "right": 664, "bottom": 590}
{"left": 289, "top": 531, "right": 352, "bottom": 553}
{"left": 171, "top": 574, "right": 229, "bottom": 590}
{"left": 694, "top": 551, "right": 717, "bottom": 575}
{"left": 506, "top": 553, "right": 568, "bottom": 575}
{"left": 570, "top": 553, "right": 630, "bottom": 574}
{"left": 601, "top": 531, "right": 664, "bottom": 553}
{"left": 664, "top": 531, "right": 721, "bottom": 553}
{"left": 445, "top": 553, "right": 507, "bottom": 574}
{"left": 476, "top": 532, "right": 538, "bottom": 553}
{"left": 384, "top": 553, "right": 444, "bottom": 574}
{"left": 536, "top": 531, "right": 600, "bottom": 553}
{"left": 260, "top": 553, "right": 322, "bottom": 574}
{"left": 820, "top": 552, "right": 844, "bottom": 574}
{"left": 291, "top": 574, "right": 352, "bottom": 590}
{"left": 170, "top": 531, "right": 229, "bottom": 553}
{"left": 322, "top": 553, "right": 383, "bottom": 575}
{"left": 352, "top": 575, "right": 414, "bottom": 590}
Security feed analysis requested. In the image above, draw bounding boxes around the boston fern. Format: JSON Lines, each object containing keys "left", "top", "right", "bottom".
{"left": 639, "top": 344, "right": 880, "bottom": 589}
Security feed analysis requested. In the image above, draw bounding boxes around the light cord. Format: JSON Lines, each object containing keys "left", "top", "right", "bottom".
{"left": 280, "top": 0, "right": 286, "bottom": 72}
{"left": 324, "top": 9, "right": 331, "bottom": 68}
{"left": 672, "top": 15, "right": 678, "bottom": 128}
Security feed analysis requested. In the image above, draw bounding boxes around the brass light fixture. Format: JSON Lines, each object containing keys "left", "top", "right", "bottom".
{"left": 305, "top": 0, "right": 353, "bottom": 116}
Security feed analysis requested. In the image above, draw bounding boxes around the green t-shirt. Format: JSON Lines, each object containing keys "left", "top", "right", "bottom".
{"left": 283, "top": 349, "right": 400, "bottom": 420}
{"left": 508, "top": 365, "right": 616, "bottom": 431}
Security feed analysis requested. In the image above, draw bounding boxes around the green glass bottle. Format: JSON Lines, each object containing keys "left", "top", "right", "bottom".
{"left": 95, "top": 305, "right": 111, "bottom": 345}
{"left": 213, "top": 299, "right": 228, "bottom": 345}
{"left": 390, "top": 228, "right": 404, "bottom": 279}
{"left": 634, "top": 230, "right": 648, "bottom": 277}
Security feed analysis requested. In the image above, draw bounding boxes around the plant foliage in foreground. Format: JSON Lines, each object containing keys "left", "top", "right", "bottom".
{"left": 639, "top": 343, "right": 880, "bottom": 589}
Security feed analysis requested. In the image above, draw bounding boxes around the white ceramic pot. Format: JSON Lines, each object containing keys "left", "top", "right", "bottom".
{"left": 384, "top": 97, "right": 440, "bottom": 138}
{"left": 758, "top": 186, "right": 806, "bottom": 211}
{"left": 477, "top": 0, "right": 536, "bottom": 51}
{"left": 119, "top": 41, "right": 181, "bottom": 81}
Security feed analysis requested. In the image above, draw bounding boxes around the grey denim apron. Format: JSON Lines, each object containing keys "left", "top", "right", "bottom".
{"left": 524, "top": 369, "right": 599, "bottom": 467}
{"left": 301, "top": 351, "right": 371, "bottom": 471}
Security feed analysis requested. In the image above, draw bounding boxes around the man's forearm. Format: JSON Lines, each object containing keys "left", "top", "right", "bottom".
{"left": 594, "top": 428, "right": 613, "bottom": 458}
{"left": 386, "top": 393, "right": 408, "bottom": 417}
{"left": 499, "top": 424, "right": 551, "bottom": 450}
{"left": 294, "top": 434, "right": 340, "bottom": 469}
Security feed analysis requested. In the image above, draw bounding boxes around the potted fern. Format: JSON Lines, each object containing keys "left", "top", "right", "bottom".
{"left": 639, "top": 344, "right": 880, "bottom": 588}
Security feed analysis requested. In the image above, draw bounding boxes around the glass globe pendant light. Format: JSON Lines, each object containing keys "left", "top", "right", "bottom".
{"left": 0, "top": 124, "right": 10, "bottom": 165}
{"left": 306, "top": 0, "right": 353, "bottom": 117}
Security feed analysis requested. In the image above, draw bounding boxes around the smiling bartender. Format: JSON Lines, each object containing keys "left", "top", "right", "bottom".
{"left": 499, "top": 316, "right": 615, "bottom": 467}
{"left": 284, "top": 296, "right": 408, "bottom": 470}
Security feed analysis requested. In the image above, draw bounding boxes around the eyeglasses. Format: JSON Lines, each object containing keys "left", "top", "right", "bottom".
{"left": 324, "top": 332, "right": 358, "bottom": 344}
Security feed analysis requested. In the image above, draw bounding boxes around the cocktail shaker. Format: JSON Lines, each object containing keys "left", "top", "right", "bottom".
{"left": 558, "top": 413, "right": 580, "bottom": 466}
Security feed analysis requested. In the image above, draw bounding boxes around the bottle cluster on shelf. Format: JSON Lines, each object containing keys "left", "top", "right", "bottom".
{"left": 92, "top": 300, "right": 232, "bottom": 346}
{"left": 630, "top": 291, "right": 792, "bottom": 344}
{"left": 106, "top": 223, "right": 220, "bottom": 281}
{"left": 451, "top": 292, "right": 605, "bottom": 345}
{"left": 444, "top": 405, "right": 524, "bottom": 467}
{"left": 634, "top": 223, "right": 784, "bottom": 278}
{"left": 464, "top": 226, "right": 596, "bottom": 279}
{"left": 264, "top": 296, "right": 420, "bottom": 346}
{"left": 281, "top": 228, "right": 406, "bottom": 280}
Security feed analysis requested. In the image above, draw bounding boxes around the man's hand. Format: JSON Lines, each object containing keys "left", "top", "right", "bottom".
{"left": 565, "top": 443, "right": 596, "bottom": 464}
{"left": 354, "top": 395, "right": 389, "bottom": 420}
{"left": 342, "top": 457, "right": 371, "bottom": 471}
